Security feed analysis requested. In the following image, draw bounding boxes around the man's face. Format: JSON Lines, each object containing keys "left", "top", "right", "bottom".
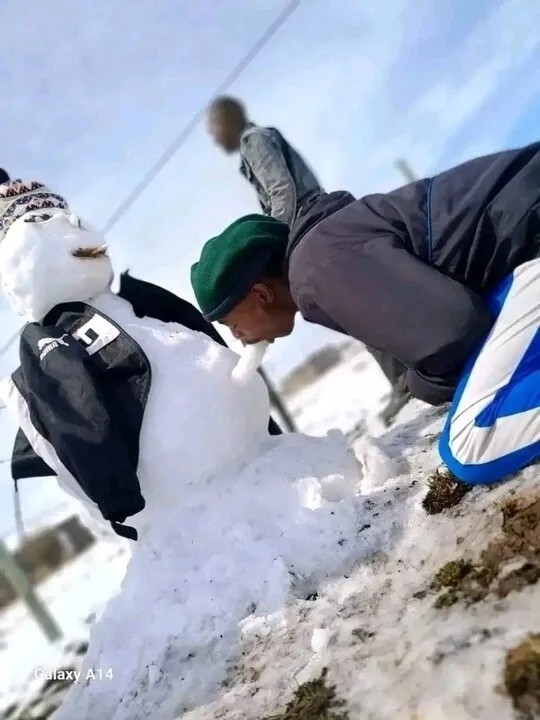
{"left": 221, "top": 282, "right": 296, "bottom": 344}
{"left": 207, "top": 109, "right": 243, "bottom": 153}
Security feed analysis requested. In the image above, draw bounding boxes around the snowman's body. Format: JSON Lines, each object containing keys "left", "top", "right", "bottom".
{"left": 0, "top": 205, "right": 381, "bottom": 719}
{"left": 87, "top": 291, "right": 272, "bottom": 537}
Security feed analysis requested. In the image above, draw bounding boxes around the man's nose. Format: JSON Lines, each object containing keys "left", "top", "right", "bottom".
{"left": 231, "top": 327, "right": 244, "bottom": 341}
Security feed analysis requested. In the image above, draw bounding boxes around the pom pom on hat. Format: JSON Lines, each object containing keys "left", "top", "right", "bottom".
{"left": 0, "top": 180, "right": 69, "bottom": 244}
{"left": 191, "top": 214, "right": 289, "bottom": 322}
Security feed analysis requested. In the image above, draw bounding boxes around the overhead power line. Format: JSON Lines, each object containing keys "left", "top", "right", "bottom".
{"left": 102, "top": 0, "right": 301, "bottom": 234}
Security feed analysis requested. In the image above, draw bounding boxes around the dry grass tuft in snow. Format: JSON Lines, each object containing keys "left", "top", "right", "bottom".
{"left": 503, "top": 634, "right": 540, "bottom": 718}
{"left": 263, "top": 668, "right": 349, "bottom": 720}
{"left": 422, "top": 467, "right": 472, "bottom": 515}
{"left": 428, "top": 490, "right": 540, "bottom": 609}
{"left": 430, "top": 559, "right": 476, "bottom": 608}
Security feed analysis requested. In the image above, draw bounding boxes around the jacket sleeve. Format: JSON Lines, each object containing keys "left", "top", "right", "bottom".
{"left": 302, "top": 234, "right": 493, "bottom": 405}
{"left": 18, "top": 325, "right": 145, "bottom": 522}
{"left": 242, "top": 131, "right": 297, "bottom": 225}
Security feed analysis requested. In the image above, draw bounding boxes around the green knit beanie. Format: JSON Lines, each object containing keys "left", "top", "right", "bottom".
{"left": 191, "top": 214, "right": 289, "bottom": 321}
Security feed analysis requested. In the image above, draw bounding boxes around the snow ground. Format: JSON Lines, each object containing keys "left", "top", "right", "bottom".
{"left": 1, "top": 345, "right": 539, "bottom": 719}
{"left": 186, "top": 394, "right": 540, "bottom": 720}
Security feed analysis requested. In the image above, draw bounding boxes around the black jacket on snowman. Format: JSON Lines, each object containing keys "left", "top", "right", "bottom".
{"left": 10, "top": 274, "right": 282, "bottom": 540}
{"left": 8, "top": 300, "right": 150, "bottom": 540}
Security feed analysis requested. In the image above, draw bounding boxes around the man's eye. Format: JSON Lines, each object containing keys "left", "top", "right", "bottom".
{"left": 24, "top": 213, "right": 52, "bottom": 224}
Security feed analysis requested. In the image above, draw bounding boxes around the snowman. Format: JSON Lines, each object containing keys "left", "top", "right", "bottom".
{"left": 0, "top": 182, "right": 395, "bottom": 719}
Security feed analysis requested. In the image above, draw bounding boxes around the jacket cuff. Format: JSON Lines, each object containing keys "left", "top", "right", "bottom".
{"left": 407, "top": 368, "right": 455, "bottom": 406}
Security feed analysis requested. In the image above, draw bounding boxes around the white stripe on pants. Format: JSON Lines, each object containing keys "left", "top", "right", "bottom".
{"left": 441, "top": 258, "right": 540, "bottom": 481}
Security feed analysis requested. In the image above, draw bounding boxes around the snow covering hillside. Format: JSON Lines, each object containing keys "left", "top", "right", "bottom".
{"left": 2, "top": 345, "right": 539, "bottom": 719}
{"left": 188, "top": 398, "right": 539, "bottom": 720}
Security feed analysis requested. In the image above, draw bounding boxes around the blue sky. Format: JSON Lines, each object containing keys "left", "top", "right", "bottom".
{"left": 0, "top": 0, "right": 539, "bottom": 536}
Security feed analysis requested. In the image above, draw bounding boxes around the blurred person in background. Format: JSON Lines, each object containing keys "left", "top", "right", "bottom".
{"left": 0, "top": 168, "right": 10, "bottom": 184}
{"left": 207, "top": 95, "right": 322, "bottom": 226}
{"left": 206, "top": 95, "right": 410, "bottom": 424}
{"left": 191, "top": 142, "right": 540, "bottom": 484}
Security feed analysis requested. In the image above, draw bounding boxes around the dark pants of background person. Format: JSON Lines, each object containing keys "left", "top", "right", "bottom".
{"left": 367, "top": 347, "right": 407, "bottom": 388}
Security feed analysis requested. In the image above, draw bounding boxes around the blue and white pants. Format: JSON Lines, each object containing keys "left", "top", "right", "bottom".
{"left": 439, "top": 258, "right": 540, "bottom": 484}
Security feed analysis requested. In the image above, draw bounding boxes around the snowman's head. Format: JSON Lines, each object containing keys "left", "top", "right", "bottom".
{"left": 0, "top": 208, "right": 113, "bottom": 322}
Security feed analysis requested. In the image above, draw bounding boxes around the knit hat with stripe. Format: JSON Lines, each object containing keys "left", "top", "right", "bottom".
{"left": 0, "top": 180, "right": 69, "bottom": 243}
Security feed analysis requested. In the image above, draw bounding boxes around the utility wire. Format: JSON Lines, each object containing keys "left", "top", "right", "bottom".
{"left": 102, "top": 0, "right": 301, "bottom": 233}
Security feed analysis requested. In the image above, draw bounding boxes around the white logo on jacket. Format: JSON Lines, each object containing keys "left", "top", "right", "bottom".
{"left": 38, "top": 334, "right": 70, "bottom": 361}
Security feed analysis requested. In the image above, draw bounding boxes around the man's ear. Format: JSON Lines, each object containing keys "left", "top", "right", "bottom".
{"left": 252, "top": 282, "right": 274, "bottom": 304}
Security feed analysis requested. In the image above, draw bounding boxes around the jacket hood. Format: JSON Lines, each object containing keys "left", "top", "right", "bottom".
{"left": 285, "top": 191, "right": 356, "bottom": 266}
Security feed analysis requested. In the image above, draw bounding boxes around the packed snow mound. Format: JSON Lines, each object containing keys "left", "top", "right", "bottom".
{"left": 184, "top": 395, "right": 540, "bottom": 720}
{"left": 55, "top": 431, "right": 399, "bottom": 720}
{"left": 51, "top": 295, "right": 402, "bottom": 720}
